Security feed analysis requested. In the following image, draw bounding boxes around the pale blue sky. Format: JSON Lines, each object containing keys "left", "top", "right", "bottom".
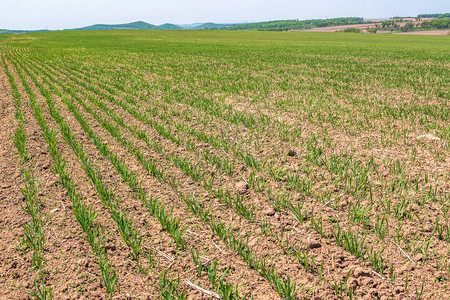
{"left": 1, "top": 0, "right": 449, "bottom": 30}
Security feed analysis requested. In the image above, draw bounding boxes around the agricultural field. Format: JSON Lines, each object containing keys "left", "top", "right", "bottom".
{"left": 0, "top": 30, "right": 448, "bottom": 299}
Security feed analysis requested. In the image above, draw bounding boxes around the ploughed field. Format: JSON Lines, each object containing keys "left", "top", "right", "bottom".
{"left": 0, "top": 30, "right": 448, "bottom": 299}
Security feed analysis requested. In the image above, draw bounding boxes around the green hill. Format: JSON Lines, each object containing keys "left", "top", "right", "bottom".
{"left": 193, "top": 23, "right": 237, "bottom": 29}
{"left": 73, "top": 21, "right": 182, "bottom": 31}
{"left": 158, "top": 23, "right": 183, "bottom": 30}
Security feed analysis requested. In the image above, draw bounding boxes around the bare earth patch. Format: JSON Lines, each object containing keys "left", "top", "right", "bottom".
{"left": 395, "top": 30, "right": 450, "bottom": 35}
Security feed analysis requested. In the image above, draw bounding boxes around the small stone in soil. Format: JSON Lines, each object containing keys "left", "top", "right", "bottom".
{"left": 308, "top": 241, "right": 321, "bottom": 249}
{"left": 235, "top": 181, "right": 248, "bottom": 192}
{"left": 263, "top": 207, "right": 276, "bottom": 216}
{"left": 105, "top": 245, "right": 116, "bottom": 251}
{"left": 287, "top": 150, "right": 296, "bottom": 156}
{"left": 353, "top": 267, "right": 371, "bottom": 278}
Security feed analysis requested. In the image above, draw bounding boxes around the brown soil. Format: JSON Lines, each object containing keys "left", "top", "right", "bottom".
{"left": 34, "top": 52, "right": 450, "bottom": 299}
{"left": 0, "top": 58, "right": 125, "bottom": 299}
{"left": 1, "top": 54, "right": 285, "bottom": 299}
{"left": 0, "top": 58, "right": 26, "bottom": 298}
{"left": 395, "top": 30, "right": 450, "bottom": 35}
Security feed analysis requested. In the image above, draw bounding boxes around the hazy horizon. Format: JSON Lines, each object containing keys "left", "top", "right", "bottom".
{"left": 1, "top": 0, "right": 449, "bottom": 31}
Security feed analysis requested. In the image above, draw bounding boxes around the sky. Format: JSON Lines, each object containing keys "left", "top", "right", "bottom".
{"left": 1, "top": 0, "right": 449, "bottom": 30}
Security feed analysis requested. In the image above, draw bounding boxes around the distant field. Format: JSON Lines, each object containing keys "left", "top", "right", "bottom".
{"left": 396, "top": 30, "right": 449, "bottom": 35}
{"left": 293, "top": 23, "right": 377, "bottom": 32}
{"left": 0, "top": 30, "right": 449, "bottom": 299}
{"left": 301, "top": 27, "right": 449, "bottom": 35}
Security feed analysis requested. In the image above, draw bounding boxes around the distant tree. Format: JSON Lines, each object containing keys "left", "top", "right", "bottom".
{"left": 343, "top": 28, "right": 361, "bottom": 33}
{"left": 417, "top": 13, "right": 450, "bottom": 19}
{"left": 400, "top": 22, "right": 414, "bottom": 32}
{"left": 382, "top": 21, "right": 395, "bottom": 28}
{"left": 430, "top": 18, "right": 450, "bottom": 28}
{"left": 229, "top": 17, "right": 366, "bottom": 31}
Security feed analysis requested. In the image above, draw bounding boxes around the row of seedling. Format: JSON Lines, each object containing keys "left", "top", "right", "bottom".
{"left": 8, "top": 56, "right": 120, "bottom": 298}
{"left": 22, "top": 48, "right": 426, "bottom": 296}
{"left": 33, "top": 54, "right": 428, "bottom": 258}
{"left": 24, "top": 55, "right": 317, "bottom": 299}
{"left": 30, "top": 54, "right": 404, "bottom": 274}
{"left": 20, "top": 39, "right": 446, "bottom": 292}
{"left": 13, "top": 53, "right": 230, "bottom": 299}
{"left": 26, "top": 55, "right": 371, "bottom": 299}
{"left": 15, "top": 55, "right": 298, "bottom": 294}
{"left": 39, "top": 42, "right": 448, "bottom": 156}
{"left": 2, "top": 56, "right": 52, "bottom": 299}
{"left": 25, "top": 57, "right": 258, "bottom": 224}
{"left": 17, "top": 58, "right": 147, "bottom": 264}
{"left": 22, "top": 53, "right": 440, "bottom": 288}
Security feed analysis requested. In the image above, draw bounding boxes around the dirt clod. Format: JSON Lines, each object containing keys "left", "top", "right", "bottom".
{"left": 308, "top": 241, "right": 321, "bottom": 249}
{"left": 416, "top": 253, "right": 424, "bottom": 262}
{"left": 235, "top": 181, "right": 249, "bottom": 192}
{"left": 353, "top": 267, "right": 371, "bottom": 278}
{"left": 263, "top": 207, "right": 276, "bottom": 216}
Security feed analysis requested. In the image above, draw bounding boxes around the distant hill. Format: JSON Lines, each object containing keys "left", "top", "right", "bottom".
{"left": 72, "top": 21, "right": 182, "bottom": 31}
{"left": 158, "top": 23, "right": 184, "bottom": 30}
{"left": 193, "top": 23, "right": 237, "bottom": 29}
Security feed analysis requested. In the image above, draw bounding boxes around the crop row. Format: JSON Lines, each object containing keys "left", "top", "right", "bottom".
{"left": 11, "top": 51, "right": 314, "bottom": 299}
{"left": 3, "top": 33, "right": 448, "bottom": 299}
{"left": 6, "top": 50, "right": 261, "bottom": 300}
{"left": 22, "top": 48, "right": 449, "bottom": 275}
{"left": 7, "top": 48, "right": 394, "bottom": 298}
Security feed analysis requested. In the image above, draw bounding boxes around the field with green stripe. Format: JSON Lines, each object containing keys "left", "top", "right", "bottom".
{"left": 0, "top": 30, "right": 448, "bottom": 299}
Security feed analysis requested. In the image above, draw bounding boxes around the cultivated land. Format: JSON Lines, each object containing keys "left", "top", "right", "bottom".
{"left": 0, "top": 30, "right": 449, "bottom": 299}
{"left": 396, "top": 30, "right": 449, "bottom": 35}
